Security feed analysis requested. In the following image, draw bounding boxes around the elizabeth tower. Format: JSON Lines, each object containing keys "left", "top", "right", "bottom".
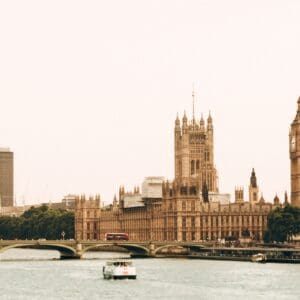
{"left": 290, "top": 98, "right": 300, "bottom": 207}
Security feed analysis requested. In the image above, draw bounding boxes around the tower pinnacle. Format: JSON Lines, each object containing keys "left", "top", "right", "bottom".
{"left": 200, "top": 113, "right": 205, "bottom": 131}
{"left": 192, "top": 86, "right": 195, "bottom": 126}
{"left": 250, "top": 168, "right": 257, "bottom": 188}
{"left": 183, "top": 110, "right": 187, "bottom": 122}
{"left": 249, "top": 168, "right": 259, "bottom": 204}
{"left": 175, "top": 113, "right": 180, "bottom": 126}
{"left": 208, "top": 111, "right": 212, "bottom": 123}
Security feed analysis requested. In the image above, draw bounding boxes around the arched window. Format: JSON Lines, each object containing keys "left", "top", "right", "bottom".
{"left": 191, "top": 217, "right": 195, "bottom": 229}
{"left": 191, "top": 200, "right": 195, "bottom": 211}
{"left": 191, "top": 160, "right": 195, "bottom": 175}
{"left": 189, "top": 186, "right": 197, "bottom": 195}
{"left": 253, "top": 192, "right": 257, "bottom": 201}
{"left": 205, "top": 151, "right": 210, "bottom": 162}
{"left": 180, "top": 186, "right": 188, "bottom": 195}
{"left": 196, "top": 160, "right": 200, "bottom": 172}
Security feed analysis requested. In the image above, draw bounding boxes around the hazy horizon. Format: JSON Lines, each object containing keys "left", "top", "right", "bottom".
{"left": 1, "top": 1, "right": 300, "bottom": 206}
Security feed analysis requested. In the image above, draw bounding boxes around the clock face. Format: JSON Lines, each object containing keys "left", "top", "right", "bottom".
{"left": 291, "top": 136, "right": 296, "bottom": 151}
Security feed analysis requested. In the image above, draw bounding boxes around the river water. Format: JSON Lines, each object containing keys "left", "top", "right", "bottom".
{"left": 0, "top": 249, "right": 299, "bottom": 300}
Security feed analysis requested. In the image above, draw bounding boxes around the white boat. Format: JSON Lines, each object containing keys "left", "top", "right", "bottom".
{"left": 102, "top": 260, "right": 137, "bottom": 279}
{"left": 251, "top": 253, "right": 267, "bottom": 263}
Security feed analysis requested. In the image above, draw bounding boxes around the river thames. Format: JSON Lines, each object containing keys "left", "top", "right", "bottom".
{"left": 0, "top": 249, "right": 299, "bottom": 300}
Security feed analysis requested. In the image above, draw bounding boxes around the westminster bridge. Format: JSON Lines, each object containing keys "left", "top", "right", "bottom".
{"left": 1, "top": 240, "right": 299, "bottom": 261}
{"left": 0, "top": 240, "right": 208, "bottom": 259}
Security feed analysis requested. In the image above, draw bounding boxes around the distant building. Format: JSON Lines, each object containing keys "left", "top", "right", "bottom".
{"left": 0, "top": 148, "right": 13, "bottom": 207}
{"left": 206, "top": 192, "right": 230, "bottom": 205}
{"left": 0, "top": 205, "right": 28, "bottom": 217}
{"left": 61, "top": 194, "right": 77, "bottom": 210}
{"left": 141, "top": 177, "right": 164, "bottom": 199}
{"left": 0, "top": 194, "right": 75, "bottom": 217}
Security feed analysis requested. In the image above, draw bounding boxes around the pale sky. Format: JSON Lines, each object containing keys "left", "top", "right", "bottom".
{"left": 0, "top": 0, "right": 299, "bottom": 205}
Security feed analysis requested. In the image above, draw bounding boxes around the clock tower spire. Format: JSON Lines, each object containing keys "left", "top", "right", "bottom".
{"left": 290, "top": 97, "right": 300, "bottom": 207}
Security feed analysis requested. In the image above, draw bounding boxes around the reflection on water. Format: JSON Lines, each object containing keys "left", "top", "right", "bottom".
{"left": 0, "top": 249, "right": 300, "bottom": 300}
{"left": 0, "top": 249, "right": 60, "bottom": 261}
{"left": 82, "top": 251, "right": 130, "bottom": 260}
{"left": 0, "top": 249, "right": 130, "bottom": 261}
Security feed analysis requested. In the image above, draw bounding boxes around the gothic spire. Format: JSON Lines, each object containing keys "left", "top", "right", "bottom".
{"left": 183, "top": 110, "right": 187, "bottom": 123}
{"left": 208, "top": 110, "right": 212, "bottom": 123}
{"left": 192, "top": 86, "right": 195, "bottom": 126}
{"left": 284, "top": 191, "right": 289, "bottom": 205}
{"left": 250, "top": 168, "right": 257, "bottom": 188}
{"left": 207, "top": 111, "right": 213, "bottom": 131}
{"left": 175, "top": 113, "right": 180, "bottom": 126}
{"left": 200, "top": 113, "right": 205, "bottom": 131}
{"left": 294, "top": 97, "right": 300, "bottom": 121}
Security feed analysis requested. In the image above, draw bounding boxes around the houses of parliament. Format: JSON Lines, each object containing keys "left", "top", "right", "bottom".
{"left": 75, "top": 98, "right": 300, "bottom": 242}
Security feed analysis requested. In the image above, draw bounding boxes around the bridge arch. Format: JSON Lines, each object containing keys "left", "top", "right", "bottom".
{"left": 0, "top": 243, "right": 78, "bottom": 258}
{"left": 81, "top": 243, "right": 149, "bottom": 255}
{"left": 153, "top": 243, "right": 205, "bottom": 255}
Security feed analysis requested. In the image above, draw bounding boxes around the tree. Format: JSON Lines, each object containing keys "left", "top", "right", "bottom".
{"left": 264, "top": 205, "right": 300, "bottom": 243}
{"left": 0, "top": 205, "right": 74, "bottom": 240}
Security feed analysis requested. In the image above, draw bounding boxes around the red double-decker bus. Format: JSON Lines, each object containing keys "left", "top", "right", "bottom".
{"left": 105, "top": 233, "right": 129, "bottom": 241}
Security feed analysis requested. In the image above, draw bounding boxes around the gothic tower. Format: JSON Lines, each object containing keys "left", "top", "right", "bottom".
{"left": 174, "top": 111, "right": 218, "bottom": 192}
{"left": 235, "top": 187, "right": 244, "bottom": 203}
{"left": 290, "top": 97, "right": 300, "bottom": 207}
{"left": 249, "top": 168, "right": 259, "bottom": 204}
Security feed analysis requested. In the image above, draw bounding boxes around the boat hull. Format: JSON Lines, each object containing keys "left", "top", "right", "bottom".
{"left": 103, "top": 265, "right": 137, "bottom": 280}
{"left": 251, "top": 253, "right": 267, "bottom": 263}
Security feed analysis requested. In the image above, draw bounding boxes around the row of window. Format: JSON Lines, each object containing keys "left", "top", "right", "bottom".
{"left": 164, "top": 216, "right": 267, "bottom": 228}
{"left": 83, "top": 229, "right": 263, "bottom": 241}
{"left": 86, "top": 222, "right": 98, "bottom": 230}
{"left": 190, "top": 156, "right": 210, "bottom": 175}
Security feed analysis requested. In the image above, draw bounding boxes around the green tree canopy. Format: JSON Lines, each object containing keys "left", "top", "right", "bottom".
{"left": 264, "top": 205, "right": 300, "bottom": 243}
{"left": 0, "top": 205, "right": 74, "bottom": 240}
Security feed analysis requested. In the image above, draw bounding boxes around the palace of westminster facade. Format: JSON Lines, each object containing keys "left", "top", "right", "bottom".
{"left": 75, "top": 98, "right": 300, "bottom": 242}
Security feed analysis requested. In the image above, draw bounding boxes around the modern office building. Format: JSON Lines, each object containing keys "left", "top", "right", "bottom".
{"left": 0, "top": 148, "right": 14, "bottom": 207}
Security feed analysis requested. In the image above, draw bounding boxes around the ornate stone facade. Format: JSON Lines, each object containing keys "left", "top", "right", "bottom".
{"left": 290, "top": 98, "right": 300, "bottom": 208}
{"left": 174, "top": 112, "right": 218, "bottom": 192}
{"left": 75, "top": 100, "right": 298, "bottom": 242}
